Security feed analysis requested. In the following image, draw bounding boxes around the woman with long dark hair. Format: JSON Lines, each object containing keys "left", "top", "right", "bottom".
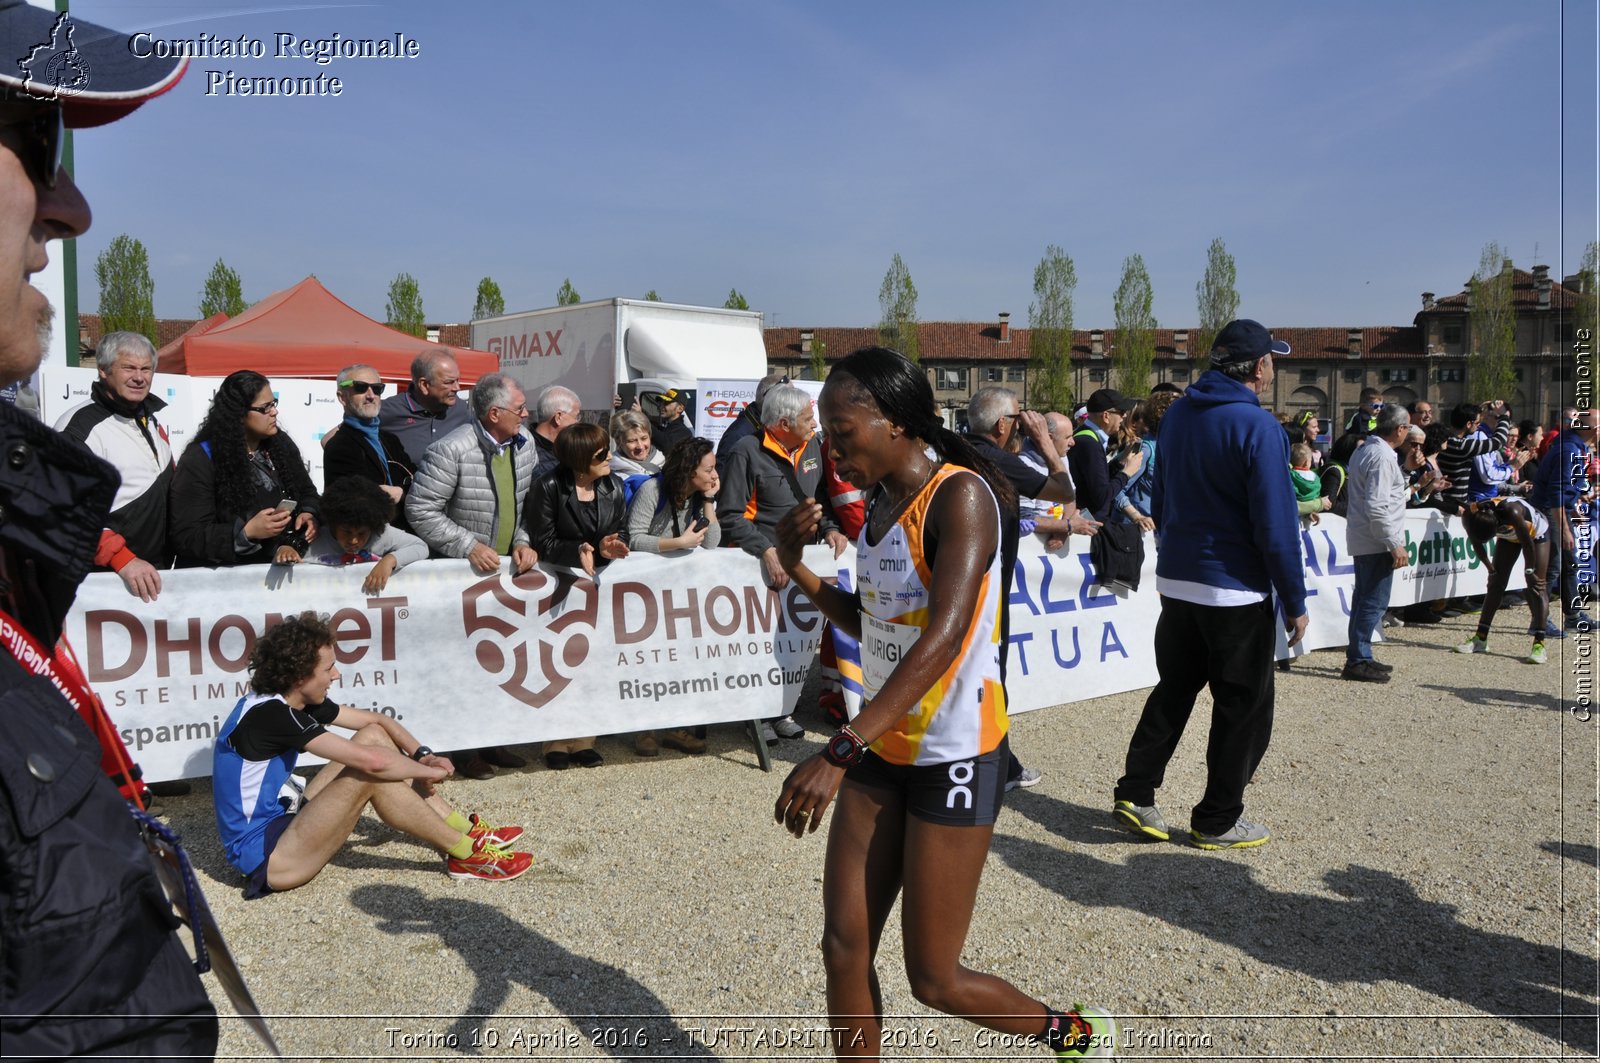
{"left": 169, "top": 370, "right": 319, "bottom": 567}
{"left": 773, "top": 347, "right": 1114, "bottom": 1061}
{"left": 625, "top": 436, "right": 720, "bottom": 554}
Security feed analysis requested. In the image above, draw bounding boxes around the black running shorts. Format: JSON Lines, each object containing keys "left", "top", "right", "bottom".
{"left": 845, "top": 736, "right": 1009, "bottom": 827}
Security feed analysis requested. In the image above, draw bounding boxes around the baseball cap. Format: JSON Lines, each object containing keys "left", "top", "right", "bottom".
{"left": 0, "top": 0, "right": 187, "bottom": 127}
{"left": 1209, "top": 319, "right": 1291, "bottom": 367}
{"left": 1085, "top": 388, "right": 1136, "bottom": 414}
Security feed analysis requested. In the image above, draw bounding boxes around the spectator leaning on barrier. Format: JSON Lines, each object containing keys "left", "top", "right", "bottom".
{"left": 54, "top": 330, "right": 173, "bottom": 601}
{"left": 306, "top": 475, "right": 428, "bottom": 594}
{"left": 169, "top": 369, "right": 321, "bottom": 567}
{"left": 324, "top": 363, "right": 416, "bottom": 531}
{"left": 406, "top": 371, "right": 538, "bottom": 576}
{"left": 379, "top": 349, "right": 473, "bottom": 467}
{"left": 527, "top": 421, "right": 630, "bottom": 770}
{"left": 406, "top": 372, "right": 538, "bottom": 778}
{"left": 529, "top": 384, "right": 580, "bottom": 481}
{"left": 1342, "top": 404, "right": 1413, "bottom": 683}
{"left": 718, "top": 383, "right": 847, "bottom": 743}
{"left": 0, "top": 10, "right": 219, "bottom": 1054}
{"left": 213, "top": 612, "right": 532, "bottom": 893}
{"left": 624, "top": 435, "right": 720, "bottom": 757}
{"left": 1112, "top": 319, "right": 1308, "bottom": 851}
{"left": 608, "top": 409, "right": 664, "bottom": 478}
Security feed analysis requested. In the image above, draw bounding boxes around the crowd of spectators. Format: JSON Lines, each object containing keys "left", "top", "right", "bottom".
{"left": 53, "top": 327, "right": 1586, "bottom": 784}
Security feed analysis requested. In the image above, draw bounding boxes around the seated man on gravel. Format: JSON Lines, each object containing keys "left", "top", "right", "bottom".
{"left": 213, "top": 612, "right": 531, "bottom": 896}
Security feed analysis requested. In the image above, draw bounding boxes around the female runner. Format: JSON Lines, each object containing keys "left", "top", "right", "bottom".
{"left": 773, "top": 347, "right": 1115, "bottom": 1061}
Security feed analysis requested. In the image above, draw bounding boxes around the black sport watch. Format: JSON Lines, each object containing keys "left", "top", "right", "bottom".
{"left": 410, "top": 745, "right": 434, "bottom": 761}
{"left": 822, "top": 725, "right": 866, "bottom": 768}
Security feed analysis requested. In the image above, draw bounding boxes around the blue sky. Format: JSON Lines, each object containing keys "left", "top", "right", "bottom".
{"left": 67, "top": 1, "right": 1597, "bottom": 331}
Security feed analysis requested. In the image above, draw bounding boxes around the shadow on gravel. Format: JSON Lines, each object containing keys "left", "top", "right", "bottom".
{"left": 1541, "top": 840, "right": 1600, "bottom": 866}
{"left": 996, "top": 793, "right": 1599, "bottom": 1054}
{"left": 352, "top": 884, "right": 714, "bottom": 1058}
{"left": 1413, "top": 682, "right": 1561, "bottom": 712}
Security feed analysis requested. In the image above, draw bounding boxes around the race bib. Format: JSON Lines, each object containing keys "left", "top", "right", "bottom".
{"left": 859, "top": 613, "right": 920, "bottom": 699}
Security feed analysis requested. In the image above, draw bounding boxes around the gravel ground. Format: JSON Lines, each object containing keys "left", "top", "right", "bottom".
{"left": 154, "top": 609, "right": 1599, "bottom": 1061}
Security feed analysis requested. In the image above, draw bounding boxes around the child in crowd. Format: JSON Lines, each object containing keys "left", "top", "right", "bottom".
{"left": 1290, "top": 443, "right": 1328, "bottom": 525}
{"left": 306, "top": 476, "right": 428, "bottom": 593}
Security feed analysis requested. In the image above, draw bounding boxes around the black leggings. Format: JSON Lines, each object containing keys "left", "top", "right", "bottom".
{"left": 1477, "top": 536, "right": 1550, "bottom": 638}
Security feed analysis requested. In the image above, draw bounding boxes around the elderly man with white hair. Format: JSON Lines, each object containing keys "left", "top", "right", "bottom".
{"left": 529, "top": 384, "right": 581, "bottom": 481}
{"left": 55, "top": 330, "right": 173, "bottom": 602}
{"left": 406, "top": 372, "right": 540, "bottom": 777}
{"left": 718, "top": 383, "right": 849, "bottom": 741}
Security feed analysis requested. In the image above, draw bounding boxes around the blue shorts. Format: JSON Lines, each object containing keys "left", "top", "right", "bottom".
{"left": 845, "top": 736, "right": 1009, "bottom": 827}
{"left": 242, "top": 813, "right": 295, "bottom": 900}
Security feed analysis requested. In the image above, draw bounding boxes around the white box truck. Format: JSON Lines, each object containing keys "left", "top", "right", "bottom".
{"left": 471, "top": 298, "right": 769, "bottom": 419}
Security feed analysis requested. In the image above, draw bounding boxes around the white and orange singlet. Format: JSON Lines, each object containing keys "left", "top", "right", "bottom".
{"left": 854, "top": 464, "right": 1009, "bottom": 766}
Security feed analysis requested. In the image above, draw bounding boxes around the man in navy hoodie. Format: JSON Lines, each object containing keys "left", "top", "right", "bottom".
{"left": 1111, "top": 319, "right": 1308, "bottom": 851}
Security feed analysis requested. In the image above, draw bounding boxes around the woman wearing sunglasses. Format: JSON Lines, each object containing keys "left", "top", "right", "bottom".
{"left": 170, "top": 369, "right": 320, "bottom": 567}
{"left": 524, "top": 420, "right": 630, "bottom": 769}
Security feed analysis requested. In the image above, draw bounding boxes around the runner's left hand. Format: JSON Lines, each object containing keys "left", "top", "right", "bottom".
{"left": 774, "top": 754, "right": 845, "bottom": 838}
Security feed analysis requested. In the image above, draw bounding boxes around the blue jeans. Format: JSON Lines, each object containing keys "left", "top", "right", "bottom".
{"left": 1347, "top": 552, "right": 1395, "bottom": 662}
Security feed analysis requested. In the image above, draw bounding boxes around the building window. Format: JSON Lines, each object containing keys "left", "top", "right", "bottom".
{"left": 1170, "top": 366, "right": 1189, "bottom": 381}
{"left": 1298, "top": 369, "right": 1318, "bottom": 384}
{"left": 1553, "top": 364, "right": 1573, "bottom": 382}
{"left": 1089, "top": 368, "right": 1106, "bottom": 382}
{"left": 936, "top": 368, "right": 969, "bottom": 391}
{"left": 1381, "top": 368, "right": 1417, "bottom": 383}
{"left": 1443, "top": 324, "right": 1463, "bottom": 345}
{"left": 982, "top": 366, "right": 1005, "bottom": 383}
{"left": 1513, "top": 367, "right": 1524, "bottom": 382}
{"left": 1343, "top": 368, "right": 1363, "bottom": 383}
{"left": 1006, "top": 366, "right": 1026, "bottom": 382}
{"left": 1439, "top": 367, "right": 1463, "bottom": 382}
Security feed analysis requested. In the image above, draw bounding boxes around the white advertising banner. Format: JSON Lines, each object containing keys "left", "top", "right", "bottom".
{"left": 65, "top": 513, "right": 1507, "bottom": 782}
{"left": 694, "top": 377, "right": 757, "bottom": 447}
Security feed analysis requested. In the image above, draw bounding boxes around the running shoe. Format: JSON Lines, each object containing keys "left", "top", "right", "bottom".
{"left": 1054, "top": 1004, "right": 1117, "bottom": 1060}
{"left": 1525, "top": 643, "right": 1548, "bottom": 665}
{"left": 1112, "top": 800, "right": 1170, "bottom": 841}
{"left": 1190, "top": 817, "right": 1270, "bottom": 850}
{"left": 1454, "top": 636, "right": 1488, "bottom": 654}
{"left": 447, "top": 840, "right": 533, "bottom": 881}
{"left": 467, "top": 813, "right": 524, "bottom": 849}
{"left": 1005, "top": 767, "right": 1044, "bottom": 793}
{"left": 1567, "top": 611, "right": 1596, "bottom": 631}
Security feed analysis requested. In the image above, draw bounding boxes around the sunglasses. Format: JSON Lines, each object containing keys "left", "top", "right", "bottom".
{"left": 339, "top": 380, "right": 387, "bottom": 396}
{"left": 591, "top": 451, "right": 611, "bottom": 464}
{"left": 249, "top": 399, "right": 280, "bottom": 414}
{"left": 0, "top": 92, "right": 64, "bottom": 191}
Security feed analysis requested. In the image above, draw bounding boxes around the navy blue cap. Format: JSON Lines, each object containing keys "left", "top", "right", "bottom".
{"left": 1210, "top": 319, "right": 1291, "bottom": 366}
{"left": 0, "top": 0, "right": 187, "bottom": 127}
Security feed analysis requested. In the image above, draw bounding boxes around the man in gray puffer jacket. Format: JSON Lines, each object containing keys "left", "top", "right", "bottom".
{"left": 407, "top": 373, "right": 539, "bottom": 576}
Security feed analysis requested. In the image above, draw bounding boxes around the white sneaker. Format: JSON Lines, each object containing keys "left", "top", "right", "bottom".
{"left": 771, "top": 716, "right": 805, "bottom": 740}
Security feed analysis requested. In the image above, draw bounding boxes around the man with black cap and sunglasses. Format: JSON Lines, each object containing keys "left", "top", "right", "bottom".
{"left": 1111, "top": 319, "right": 1308, "bottom": 852}
{"left": 0, "top": 3, "right": 218, "bottom": 1055}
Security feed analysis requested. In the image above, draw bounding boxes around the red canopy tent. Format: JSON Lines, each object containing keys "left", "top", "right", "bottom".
{"left": 154, "top": 276, "right": 498, "bottom": 385}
